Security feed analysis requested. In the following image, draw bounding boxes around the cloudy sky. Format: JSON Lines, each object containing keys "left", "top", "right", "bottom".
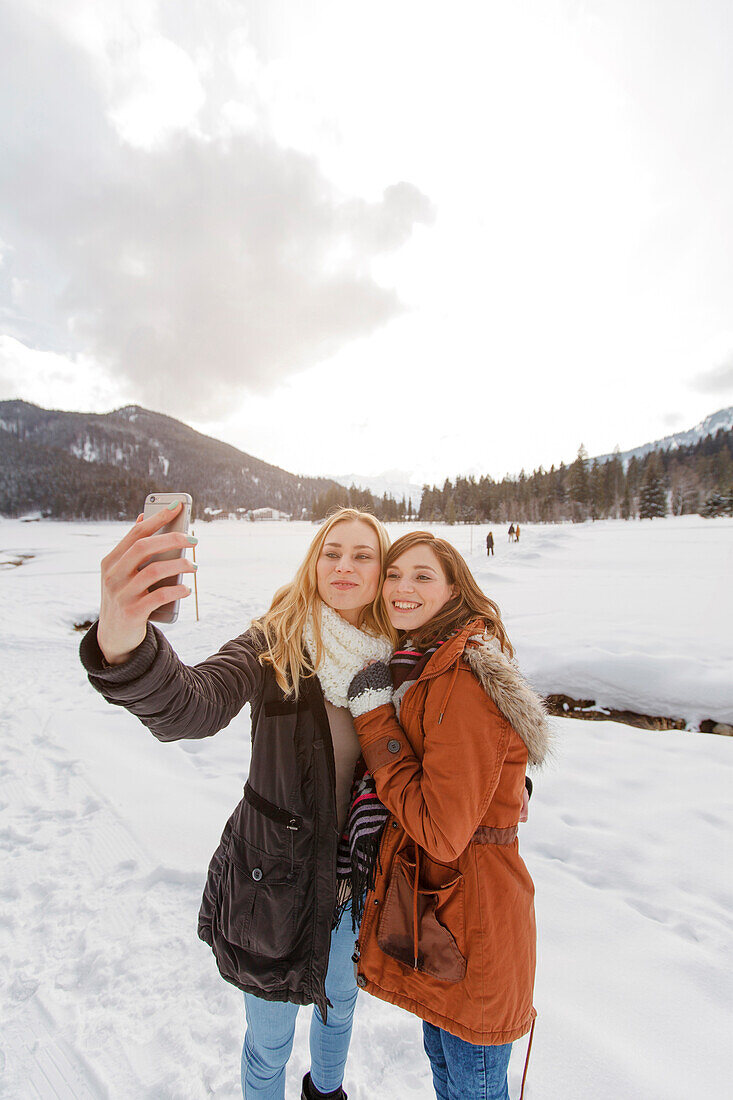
{"left": 2, "top": 0, "right": 732, "bottom": 485}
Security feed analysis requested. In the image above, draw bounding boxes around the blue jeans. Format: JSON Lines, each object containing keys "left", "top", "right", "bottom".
{"left": 423, "top": 1022, "right": 512, "bottom": 1100}
{"left": 241, "top": 902, "right": 359, "bottom": 1098}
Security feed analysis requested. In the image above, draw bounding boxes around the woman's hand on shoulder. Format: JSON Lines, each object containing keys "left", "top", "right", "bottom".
{"left": 97, "top": 504, "right": 197, "bottom": 666}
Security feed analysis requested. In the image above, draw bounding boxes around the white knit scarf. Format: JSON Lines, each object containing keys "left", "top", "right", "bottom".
{"left": 303, "top": 601, "right": 393, "bottom": 708}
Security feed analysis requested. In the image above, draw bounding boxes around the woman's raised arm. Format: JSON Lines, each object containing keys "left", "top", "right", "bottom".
{"left": 80, "top": 505, "right": 264, "bottom": 741}
{"left": 81, "top": 622, "right": 265, "bottom": 742}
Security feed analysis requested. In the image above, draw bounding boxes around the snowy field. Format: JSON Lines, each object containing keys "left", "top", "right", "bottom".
{"left": 1, "top": 515, "right": 731, "bottom": 1099}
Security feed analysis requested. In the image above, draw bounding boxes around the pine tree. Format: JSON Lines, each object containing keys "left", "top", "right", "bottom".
{"left": 568, "top": 445, "right": 590, "bottom": 521}
{"left": 638, "top": 453, "right": 668, "bottom": 519}
{"left": 589, "top": 458, "right": 605, "bottom": 520}
{"left": 419, "top": 485, "right": 434, "bottom": 520}
{"left": 701, "top": 488, "right": 733, "bottom": 517}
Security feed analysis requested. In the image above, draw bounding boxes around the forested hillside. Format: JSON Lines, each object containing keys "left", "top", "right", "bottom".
{"left": 0, "top": 401, "right": 338, "bottom": 519}
{"left": 1, "top": 399, "right": 731, "bottom": 522}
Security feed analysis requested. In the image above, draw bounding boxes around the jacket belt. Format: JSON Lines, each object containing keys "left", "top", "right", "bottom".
{"left": 471, "top": 825, "right": 518, "bottom": 846}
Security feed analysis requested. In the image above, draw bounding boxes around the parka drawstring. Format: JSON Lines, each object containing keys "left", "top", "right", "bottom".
{"left": 437, "top": 655, "right": 461, "bottom": 724}
{"left": 519, "top": 1017, "right": 535, "bottom": 1100}
{"left": 412, "top": 846, "right": 421, "bottom": 968}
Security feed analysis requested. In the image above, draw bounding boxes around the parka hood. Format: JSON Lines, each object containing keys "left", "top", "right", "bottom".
{"left": 463, "top": 630, "right": 553, "bottom": 768}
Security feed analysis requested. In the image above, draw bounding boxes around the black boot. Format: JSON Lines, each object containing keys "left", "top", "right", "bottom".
{"left": 301, "top": 1071, "right": 348, "bottom": 1100}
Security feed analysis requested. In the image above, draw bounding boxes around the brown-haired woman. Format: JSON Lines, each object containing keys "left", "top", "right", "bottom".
{"left": 345, "top": 531, "right": 551, "bottom": 1100}
{"left": 80, "top": 507, "right": 395, "bottom": 1100}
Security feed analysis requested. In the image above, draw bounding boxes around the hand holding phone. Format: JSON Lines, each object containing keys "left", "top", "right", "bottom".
{"left": 140, "top": 493, "right": 193, "bottom": 623}
{"left": 97, "top": 495, "right": 196, "bottom": 665}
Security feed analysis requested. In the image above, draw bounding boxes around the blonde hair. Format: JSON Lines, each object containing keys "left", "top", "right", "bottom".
{"left": 383, "top": 531, "right": 514, "bottom": 657}
{"left": 252, "top": 509, "right": 396, "bottom": 696}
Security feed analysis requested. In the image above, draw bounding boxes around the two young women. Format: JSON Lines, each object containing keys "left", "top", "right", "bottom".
{"left": 80, "top": 506, "right": 549, "bottom": 1100}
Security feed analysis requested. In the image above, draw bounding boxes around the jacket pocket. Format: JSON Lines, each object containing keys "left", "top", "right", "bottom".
{"left": 377, "top": 851, "right": 466, "bottom": 982}
{"left": 217, "top": 831, "right": 304, "bottom": 958}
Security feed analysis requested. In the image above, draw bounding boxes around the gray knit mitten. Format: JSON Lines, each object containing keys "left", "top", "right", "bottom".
{"left": 346, "top": 661, "right": 393, "bottom": 718}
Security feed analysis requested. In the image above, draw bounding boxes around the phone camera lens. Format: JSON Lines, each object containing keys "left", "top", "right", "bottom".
{"left": 150, "top": 496, "right": 156, "bottom": 503}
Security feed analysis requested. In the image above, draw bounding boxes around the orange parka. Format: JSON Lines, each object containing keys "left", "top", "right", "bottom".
{"left": 351, "top": 621, "right": 552, "bottom": 1046}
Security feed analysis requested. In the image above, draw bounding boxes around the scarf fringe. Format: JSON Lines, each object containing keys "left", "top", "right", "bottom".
{"left": 334, "top": 768, "right": 389, "bottom": 931}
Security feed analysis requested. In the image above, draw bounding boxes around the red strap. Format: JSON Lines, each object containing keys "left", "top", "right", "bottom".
{"left": 519, "top": 1018, "right": 535, "bottom": 1100}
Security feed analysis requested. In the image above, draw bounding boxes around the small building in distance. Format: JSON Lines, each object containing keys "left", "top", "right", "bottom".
{"left": 248, "top": 507, "right": 292, "bottom": 521}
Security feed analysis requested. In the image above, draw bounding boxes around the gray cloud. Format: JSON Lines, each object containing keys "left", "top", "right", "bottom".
{"left": 691, "top": 356, "right": 733, "bottom": 395}
{"left": 0, "top": 5, "right": 434, "bottom": 418}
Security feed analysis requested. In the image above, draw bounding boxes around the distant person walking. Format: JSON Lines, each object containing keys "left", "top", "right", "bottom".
{"left": 515, "top": 524, "right": 521, "bottom": 543}
{"left": 486, "top": 530, "right": 494, "bottom": 556}
{"left": 508, "top": 523, "right": 515, "bottom": 542}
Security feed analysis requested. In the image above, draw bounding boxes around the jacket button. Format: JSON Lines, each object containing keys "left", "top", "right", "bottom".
{"left": 356, "top": 974, "right": 367, "bottom": 988}
{"left": 252, "top": 867, "right": 263, "bottom": 881}
{"left": 387, "top": 739, "right": 401, "bottom": 754}
{"left": 391, "top": 821, "right": 399, "bottom": 829}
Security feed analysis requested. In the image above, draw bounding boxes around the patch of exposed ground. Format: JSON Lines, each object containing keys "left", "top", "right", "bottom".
{"left": 544, "top": 694, "right": 732, "bottom": 736}
{"left": 0, "top": 553, "right": 35, "bottom": 570}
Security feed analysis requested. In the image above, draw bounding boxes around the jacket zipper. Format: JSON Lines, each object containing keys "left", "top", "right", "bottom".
{"left": 307, "top": 688, "right": 339, "bottom": 1018}
{"left": 287, "top": 816, "right": 298, "bottom": 876}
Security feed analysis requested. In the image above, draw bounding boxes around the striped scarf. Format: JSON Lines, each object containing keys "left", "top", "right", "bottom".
{"left": 334, "top": 759, "right": 388, "bottom": 930}
{"left": 334, "top": 637, "right": 448, "bottom": 930}
{"left": 390, "top": 639, "right": 445, "bottom": 718}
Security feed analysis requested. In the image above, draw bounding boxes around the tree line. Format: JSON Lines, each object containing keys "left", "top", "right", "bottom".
{"left": 418, "top": 429, "right": 733, "bottom": 523}
{"left": 310, "top": 484, "right": 417, "bottom": 523}
{"left": 310, "top": 428, "right": 733, "bottom": 522}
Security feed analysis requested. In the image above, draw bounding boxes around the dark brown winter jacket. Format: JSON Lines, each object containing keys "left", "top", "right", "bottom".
{"left": 79, "top": 620, "right": 342, "bottom": 1020}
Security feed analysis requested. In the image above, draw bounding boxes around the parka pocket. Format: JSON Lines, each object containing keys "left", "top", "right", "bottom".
{"left": 377, "top": 852, "right": 467, "bottom": 982}
{"left": 217, "top": 832, "right": 304, "bottom": 958}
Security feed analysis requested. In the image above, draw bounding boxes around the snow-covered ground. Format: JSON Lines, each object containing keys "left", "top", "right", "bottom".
{"left": 469, "top": 515, "right": 733, "bottom": 727}
{"left": 1, "top": 515, "right": 731, "bottom": 1098}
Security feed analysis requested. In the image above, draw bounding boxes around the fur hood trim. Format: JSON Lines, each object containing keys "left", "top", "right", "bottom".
{"left": 464, "top": 633, "right": 553, "bottom": 768}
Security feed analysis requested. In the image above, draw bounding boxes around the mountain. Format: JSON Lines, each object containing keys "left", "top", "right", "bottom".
{"left": 595, "top": 407, "right": 733, "bottom": 467}
{"left": 0, "top": 401, "right": 339, "bottom": 520}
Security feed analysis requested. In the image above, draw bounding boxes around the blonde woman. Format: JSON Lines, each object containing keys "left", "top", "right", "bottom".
{"left": 80, "top": 507, "right": 395, "bottom": 1100}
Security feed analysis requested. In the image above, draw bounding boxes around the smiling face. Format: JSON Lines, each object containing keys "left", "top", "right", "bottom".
{"left": 383, "top": 543, "right": 457, "bottom": 631}
{"left": 315, "top": 519, "right": 382, "bottom": 625}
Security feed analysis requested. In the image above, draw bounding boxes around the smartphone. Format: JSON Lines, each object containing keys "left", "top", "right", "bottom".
{"left": 140, "top": 493, "right": 193, "bottom": 624}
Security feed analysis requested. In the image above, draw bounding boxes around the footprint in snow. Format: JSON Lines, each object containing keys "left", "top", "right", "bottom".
{"left": 560, "top": 812, "right": 609, "bottom": 831}
{"left": 531, "top": 841, "right": 568, "bottom": 863}
{"left": 626, "top": 897, "right": 669, "bottom": 924}
{"left": 696, "top": 810, "right": 725, "bottom": 827}
{"left": 9, "top": 975, "right": 39, "bottom": 1003}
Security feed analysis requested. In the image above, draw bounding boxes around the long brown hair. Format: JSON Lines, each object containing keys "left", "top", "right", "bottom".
{"left": 383, "top": 530, "right": 513, "bottom": 656}
{"left": 252, "top": 508, "right": 396, "bottom": 697}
